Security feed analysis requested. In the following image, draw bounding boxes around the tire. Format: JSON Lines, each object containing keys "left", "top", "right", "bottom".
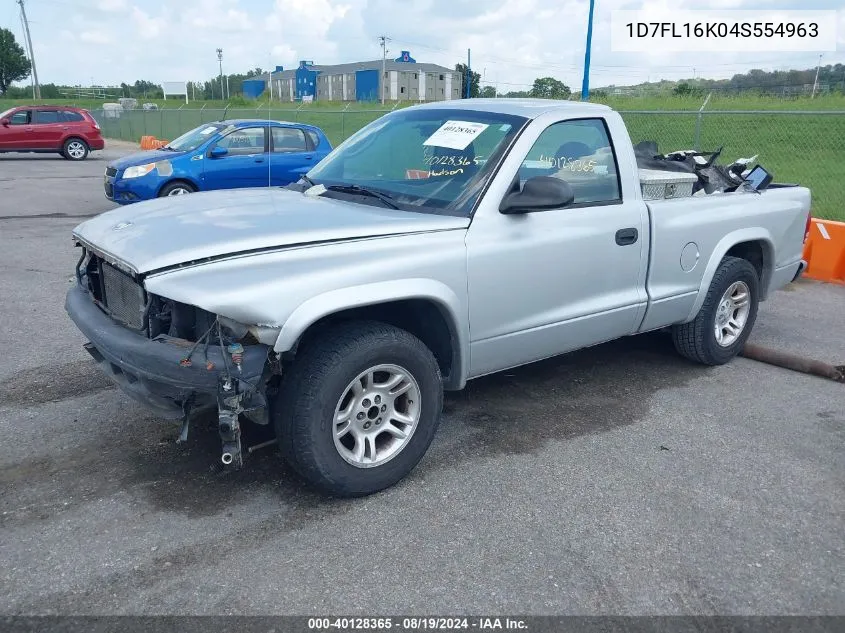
{"left": 159, "top": 181, "right": 196, "bottom": 197}
{"left": 274, "top": 320, "right": 443, "bottom": 497}
{"left": 62, "top": 138, "right": 89, "bottom": 161}
{"left": 672, "top": 256, "right": 760, "bottom": 365}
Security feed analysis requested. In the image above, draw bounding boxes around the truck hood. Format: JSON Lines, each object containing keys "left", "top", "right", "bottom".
{"left": 72, "top": 187, "right": 470, "bottom": 275}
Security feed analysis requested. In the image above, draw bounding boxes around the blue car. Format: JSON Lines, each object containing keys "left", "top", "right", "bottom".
{"left": 104, "top": 119, "right": 332, "bottom": 204}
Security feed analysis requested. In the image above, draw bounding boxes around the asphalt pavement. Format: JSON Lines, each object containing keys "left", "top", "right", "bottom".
{"left": 0, "top": 145, "right": 842, "bottom": 615}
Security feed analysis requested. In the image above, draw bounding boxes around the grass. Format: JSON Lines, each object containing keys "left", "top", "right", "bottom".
{"left": 2, "top": 94, "right": 842, "bottom": 220}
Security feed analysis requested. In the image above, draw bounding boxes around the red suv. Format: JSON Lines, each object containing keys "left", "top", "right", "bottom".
{"left": 0, "top": 105, "right": 105, "bottom": 161}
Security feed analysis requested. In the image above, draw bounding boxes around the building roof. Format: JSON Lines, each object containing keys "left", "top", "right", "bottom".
{"left": 261, "top": 59, "right": 456, "bottom": 82}
{"left": 407, "top": 98, "right": 612, "bottom": 118}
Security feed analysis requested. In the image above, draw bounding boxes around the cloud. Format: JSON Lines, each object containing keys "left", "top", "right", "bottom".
{"left": 131, "top": 6, "right": 168, "bottom": 40}
{"left": 18, "top": 0, "right": 845, "bottom": 91}
{"left": 98, "top": 0, "right": 128, "bottom": 11}
{"left": 80, "top": 30, "right": 114, "bottom": 44}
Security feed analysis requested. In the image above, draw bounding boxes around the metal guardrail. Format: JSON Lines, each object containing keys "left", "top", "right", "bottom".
{"left": 89, "top": 107, "right": 844, "bottom": 221}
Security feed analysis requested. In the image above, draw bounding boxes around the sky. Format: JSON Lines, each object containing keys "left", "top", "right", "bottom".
{"left": 3, "top": 0, "right": 844, "bottom": 92}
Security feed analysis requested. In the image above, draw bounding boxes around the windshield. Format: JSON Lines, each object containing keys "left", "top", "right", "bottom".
{"left": 165, "top": 122, "right": 227, "bottom": 152}
{"left": 306, "top": 108, "right": 528, "bottom": 215}
{"left": 0, "top": 108, "right": 16, "bottom": 120}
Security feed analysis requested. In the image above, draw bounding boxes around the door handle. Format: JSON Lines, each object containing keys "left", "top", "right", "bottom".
{"left": 615, "top": 228, "right": 638, "bottom": 246}
{"left": 255, "top": 158, "right": 265, "bottom": 163}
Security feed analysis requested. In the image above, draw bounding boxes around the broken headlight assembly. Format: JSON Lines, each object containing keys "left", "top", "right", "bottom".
{"left": 217, "top": 316, "right": 281, "bottom": 348}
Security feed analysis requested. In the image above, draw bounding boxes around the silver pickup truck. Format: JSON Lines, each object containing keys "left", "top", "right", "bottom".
{"left": 66, "top": 99, "right": 811, "bottom": 497}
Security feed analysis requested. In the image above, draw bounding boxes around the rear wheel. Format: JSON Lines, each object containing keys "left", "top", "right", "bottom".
{"left": 159, "top": 181, "right": 196, "bottom": 197}
{"left": 672, "top": 256, "right": 760, "bottom": 365}
{"left": 274, "top": 321, "right": 443, "bottom": 497}
{"left": 62, "top": 138, "right": 89, "bottom": 161}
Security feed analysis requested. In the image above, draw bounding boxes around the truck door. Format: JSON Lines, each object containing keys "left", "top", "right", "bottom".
{"left": 465, "top": 117, "right": 649, "bottom": 377}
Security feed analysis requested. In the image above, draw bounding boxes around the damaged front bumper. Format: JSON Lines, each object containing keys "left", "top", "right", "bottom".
{"left": 65, "top": 285, "right": 270, "bottom": 419}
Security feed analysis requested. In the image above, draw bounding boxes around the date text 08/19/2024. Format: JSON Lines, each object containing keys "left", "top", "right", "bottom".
{"left": 307, "top": 617, "right": 528, "bottom": 630}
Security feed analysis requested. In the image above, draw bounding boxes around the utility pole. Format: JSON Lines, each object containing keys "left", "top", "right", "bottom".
{"left": 217, "top": 48, "right": 224, "bottom": 100}
{"left": 17, "top": 0, "right": 40, "bottom": 99}
{"left": 580, "top": 0, "right": 596, "bottom": 101}
{"left": 465, "top": 48, "right": 471, "bottom": 99}
{"left": 811, "top": 54, "right": 823, "bottom": 98}
{"left": 379, "top": 35, "right": 390, "bottom": 105}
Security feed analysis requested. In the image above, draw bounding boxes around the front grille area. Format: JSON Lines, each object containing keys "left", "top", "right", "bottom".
{"left": 104, "top": 182, "right": 114, "bottom": 198}
{"left": 105, "top": 166, "right": 118, "bottom": 177}
{"left": 80, "top": 251, "right": 217, "bottom": 341}
{"left": 100, "top": 261, "right": 146, "bottom": 329}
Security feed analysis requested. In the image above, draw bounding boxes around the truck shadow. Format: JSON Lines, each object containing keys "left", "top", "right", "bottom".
{"left": 127, "top": 330, "right": 702, "bottom": 515}
{"left": 0, "top": 331, "right": 705, "bottom": 525}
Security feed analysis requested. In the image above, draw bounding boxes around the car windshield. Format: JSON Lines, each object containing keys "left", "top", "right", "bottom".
{"left": 165, "top": 123, "right": 227, "bottom": 152}
{"left": 0, "top": 108, "right": 15, "bottom": 119}
{"left": 305, "top": 108, "right": 528, "bottom": 215}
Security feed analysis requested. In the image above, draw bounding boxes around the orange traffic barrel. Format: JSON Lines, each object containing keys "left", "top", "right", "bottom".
{"left": 803, "top": 219, "right": 845, "bottom": 284}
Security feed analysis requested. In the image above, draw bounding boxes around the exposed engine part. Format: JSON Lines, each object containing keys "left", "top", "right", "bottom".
{"left": 217, "top": 381, "right": 244, "bottom": 468}
{"left": 228, "top": 343, "right": 244, "bottom": 372}
{"left": 247, "top": 438, "right": 278, "bottom": 454}
{"left": 176, "top": 398, "right": 194, "bottom": 444}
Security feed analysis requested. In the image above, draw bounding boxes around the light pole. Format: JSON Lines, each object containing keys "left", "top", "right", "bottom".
{"left": 580, "top": 0, "right": 596, "bottom": 101}
{"left": 811, "top": 54, "right": 823, "bottom": 98}
{"left": 217, "top": 48, "right": 224, "bottom": 100}
{"left": 379, "top": 36, "right": 390, "bottom": 105}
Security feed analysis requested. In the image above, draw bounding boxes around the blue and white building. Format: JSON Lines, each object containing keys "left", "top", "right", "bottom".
{"left": 246, "top": 52, "right": 462, "bottom": 103}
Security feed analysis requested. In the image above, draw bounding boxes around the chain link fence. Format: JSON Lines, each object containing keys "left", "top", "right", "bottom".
{"left": 90, "top": 107, "right": 844, "bottom": 221}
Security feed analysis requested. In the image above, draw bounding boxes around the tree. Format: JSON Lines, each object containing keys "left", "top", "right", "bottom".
{"left": 529, "top": 77, "right": 571, "bottom": 100}
{"left": 0, "top": 28, "right": 32, "bottom": 95}
{"left": 479, "top": 85, "right": 497, "bottom": 98}
{"left": 454, "top": 63, "right": 480, "bottom": 98}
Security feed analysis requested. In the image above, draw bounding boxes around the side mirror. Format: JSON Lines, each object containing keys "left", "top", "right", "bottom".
{"left": 499, "top": 176, "right": 575, "bottom": 214}
{"left": 209, "top": 146, "right": 229, "bottom": 158}
{"left": 0, "top": 118, "right": 10, "bottom": 127}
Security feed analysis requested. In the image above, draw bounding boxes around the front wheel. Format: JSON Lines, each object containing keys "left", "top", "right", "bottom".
{"left": 159, "top": 181, "right": 196, "bottom": 197}
{"left": 274, "top": 321, "right": 443, "bottom": 497}
{"left": 672, "top": 256, "right": 760, "bottom": 365}
{"left": 62, "top": 138, "right": 89, "bottom": 161}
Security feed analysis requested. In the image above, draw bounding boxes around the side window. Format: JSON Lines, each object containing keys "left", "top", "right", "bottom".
{"left": 62, "top": 111, "right": 85, "bottom": 123}
{"left": 216, "top": 127, "right": 266, "bottom": 155}
{"left": 271, "top": 127, "right": 307, "bottom": 153}
{"left": 10, "top": 111, "right": 30, "bottom": 125}
{"left": 305, "top": 130, "right": 320, "bottom": 149}
{"left": 518, "top": 118, "right": 621, "bottom": 205}
{"left": 34, "top": 110, "right": 61, "bottom": 124}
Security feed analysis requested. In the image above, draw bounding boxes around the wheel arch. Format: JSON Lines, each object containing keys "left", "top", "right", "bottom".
{"left": 274, "top": 280, "right": 469, "bottom": 390}
{"left": 157, "top": 178, "right": 200, "bottom": 196}
{"left": 685, "top": 229, "right": 775, "bottom": 322}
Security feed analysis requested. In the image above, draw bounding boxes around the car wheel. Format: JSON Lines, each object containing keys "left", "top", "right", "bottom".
{"left": 63, "top": 138, "right": 89, "bottom": 161}
{"left": 159, "top": 182, "right": 196, "bottom": 197}
{"left": 274, "top": 320, "right": 443, "bottom": 497}
{"left": 672, "top": 256, "right": 760, "bottom": 365}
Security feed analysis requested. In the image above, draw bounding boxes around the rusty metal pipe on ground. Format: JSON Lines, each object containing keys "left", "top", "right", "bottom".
{"left": 741, "top": 343, "right": 844, "bottom": 383}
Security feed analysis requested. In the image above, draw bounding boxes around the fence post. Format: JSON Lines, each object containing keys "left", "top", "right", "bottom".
{"left": 341, "top": 103, "right": 350, "bottom": 141}
{"left": 693, "top": 92, "right": 712, "bottom": 151}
